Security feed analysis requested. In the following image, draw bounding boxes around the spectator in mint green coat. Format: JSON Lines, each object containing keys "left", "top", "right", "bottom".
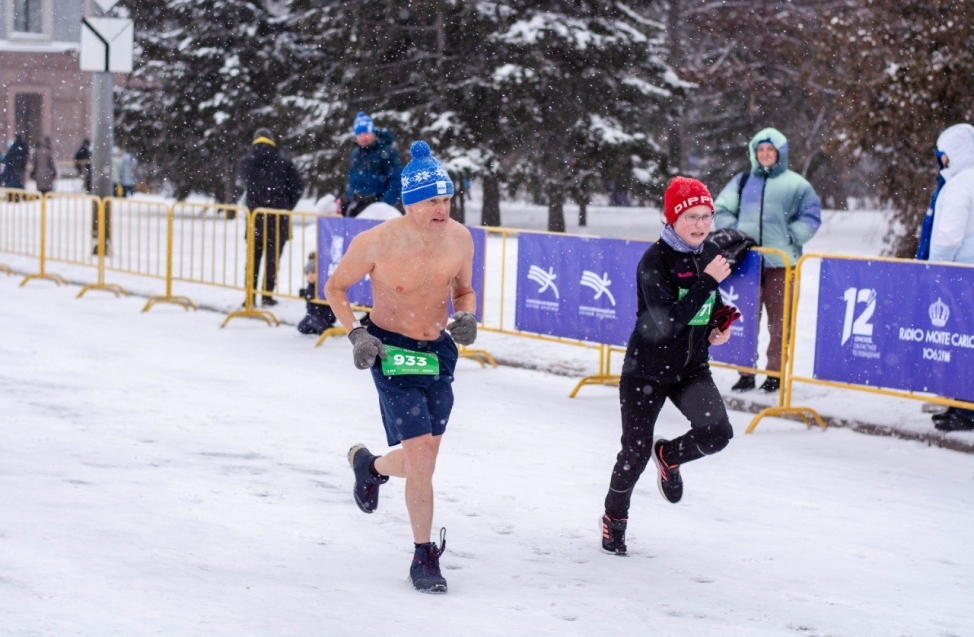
{"left": 714, "top": 127, "right": 821, "bottom": 393}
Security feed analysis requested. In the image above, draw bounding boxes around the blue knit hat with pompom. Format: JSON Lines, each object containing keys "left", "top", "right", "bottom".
{"left": 400, "top": 141, "right": 454, "bottom": 206}
{"left": 353, "top": 111, "right": 374, "bottom": 135}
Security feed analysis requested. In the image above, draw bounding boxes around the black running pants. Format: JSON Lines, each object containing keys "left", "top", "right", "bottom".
{"left": 604, "top": 368, "right": 733, "bottom": 519}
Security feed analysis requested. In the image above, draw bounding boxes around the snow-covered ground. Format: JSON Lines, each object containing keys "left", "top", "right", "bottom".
{"left": 2, "top": 254, "right": 973, "bottom": 636}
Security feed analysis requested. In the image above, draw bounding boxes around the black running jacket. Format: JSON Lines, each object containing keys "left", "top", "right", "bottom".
{"left": 621, "top": 239, "right": 725, "bottom": 384}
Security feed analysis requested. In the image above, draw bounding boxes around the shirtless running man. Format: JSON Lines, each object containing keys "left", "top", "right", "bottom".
{"left": 324, "top": 141, "right": 476, "bottom": 594}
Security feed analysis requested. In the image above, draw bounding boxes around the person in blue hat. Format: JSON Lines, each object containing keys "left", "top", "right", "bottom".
{"left": 339, "top": 111, "right": 403, "bottom": 217}
{"left": 325, "top": 141, "right": 475, "bottom": 594}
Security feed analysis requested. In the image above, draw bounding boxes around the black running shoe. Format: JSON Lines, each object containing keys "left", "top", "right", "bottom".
{"left": 932, "top": 408, "right": 955, "bottom": 424}
{"left": 731, "top": 375, "right": 756, "bottom": 392}
{"left": 759, "top": 377, "right": 780, "bottom": 393}
{"left": 601, "top": 515, "right": 627, "bottom": 556}
{"left": 652, "top": 437, "right": 683, "bottom": 504}
{"left": 935, "top": 411, "right": 974, "bottom": 432}
{"left": 347, "top": 444, "right": 388, "bottom": 514}
{"left": 409, "top": 528, "right": 447, "bottom": 593}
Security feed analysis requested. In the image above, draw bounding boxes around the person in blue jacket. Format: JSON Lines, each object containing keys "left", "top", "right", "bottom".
{"left": 340, "top": 112, "right": 403, "bottom": 217}
{"left": 714, "top": 127, "right": 822, "bottom": 393}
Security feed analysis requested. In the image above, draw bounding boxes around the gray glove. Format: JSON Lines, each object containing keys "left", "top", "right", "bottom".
{"left": 348, "top": 327, "right": 387, "bottom": 369}
{"left": 446, "top": 311, "right": 478, "bottom": 346}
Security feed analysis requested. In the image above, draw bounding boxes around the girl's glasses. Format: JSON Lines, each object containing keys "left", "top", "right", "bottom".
{"left": 682, "top": 213, "right": 715, "bottom": 225}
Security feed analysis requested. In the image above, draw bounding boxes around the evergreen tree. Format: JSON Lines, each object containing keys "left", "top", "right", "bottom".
{"left": 282, "top": 1, "right": 506, "bottom": 221}
{"left": 117, "top": 0, "right": 290, "bottom": 202}
{"left": 486, "top": 1, "right": 679, "bottom": 231}
{"left": 824, "top": 0, "right": 974, "bottom": 256}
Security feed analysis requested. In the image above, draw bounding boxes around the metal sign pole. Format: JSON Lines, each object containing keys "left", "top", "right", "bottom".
{"left": 91, "top": 71, "right": 114, "bottom": 198}
{"left": 87, "top": 0, "right": 117, "bottom": 199}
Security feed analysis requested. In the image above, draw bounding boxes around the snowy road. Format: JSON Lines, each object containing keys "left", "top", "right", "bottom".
{"left": 1, "top": 274, "right": 972, "bottom": 636}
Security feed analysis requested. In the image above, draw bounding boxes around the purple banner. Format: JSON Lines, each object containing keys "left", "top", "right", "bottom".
{"left": 515, "top": 234, "right": 645, "bottom": 346}
{"left": 467, "top": 227, "right": 486, "bottom": 321}
{"left": 318, "top": 217, "right": 486, "bottom": 320}
{"left": 710, "top": 250, "right": 762, "bottom": 368}
{"left": 814, "top": 259, "right": 974, "bottom": 401}
{"left": 316, "top": 217, "right": 381, "bottom": 306}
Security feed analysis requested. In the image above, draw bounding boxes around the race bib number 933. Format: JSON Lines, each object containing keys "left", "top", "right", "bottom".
{"left": 380, "top": 346, "right": 440, "bottom": 376}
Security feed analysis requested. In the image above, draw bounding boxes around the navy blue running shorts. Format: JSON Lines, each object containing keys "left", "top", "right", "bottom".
{"left": 367, "top": 323, "right": 459, "bottom": 446}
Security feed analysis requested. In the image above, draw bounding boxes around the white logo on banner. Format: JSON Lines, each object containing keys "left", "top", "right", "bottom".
{"left": 898, "top": 296, "right": 973, "bottom": 363}
{"left": 719, "top": 285, "right": 739, "bottom": 306}
{"left": 328, "top": 236, "right": 344, "bottom": 276}
{"left": 929, "top": 298, "right": 950, "bottom": 328}
{"left": 580, "top": 271, "right": 616, "bottom": 306}
{"left": 719, "top": 285, "right": 744, "bottom": 334}
{"left": 527, "top": 265, "right": 560, "bottom": 299}
{"left": 841, "top": 287, "right": 879, "bottom": 359}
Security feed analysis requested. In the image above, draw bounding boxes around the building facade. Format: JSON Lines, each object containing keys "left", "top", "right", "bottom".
{"left": 1, "top": 0, "right": 92, "bottom": 162}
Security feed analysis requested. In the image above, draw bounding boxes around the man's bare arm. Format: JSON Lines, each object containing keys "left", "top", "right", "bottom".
{"left": 324, "top": 232, "right": 379, "bottom": 331}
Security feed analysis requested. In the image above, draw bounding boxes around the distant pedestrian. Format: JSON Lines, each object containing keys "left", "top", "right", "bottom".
{"left": 601, "top": 176, "right": 738, "bottom": 557}
{"left": 1, "top": 134, "right": 29, "bottom": 190}
{"left": 111, "top": 146, "right": 123, "bottom": 197}
{"left": 339, "top": 112, "right": 402, "bottom": 217}
{"left": 30, "top": 137, "right": 58, "bottom": 195}
{"left": 74, "top": 139, "right": 92, "bottom": 193}
{"left": 236, "top": 128, "right": 304, "bottom": 307}
{"left": 119, "top": 146, "right": 137, "bottom": 197}
{"left": 928, "top": 123, "right": 974, "bottom": 432}
{"left": 714, "top": 127, "right": 821, "bottom": 393}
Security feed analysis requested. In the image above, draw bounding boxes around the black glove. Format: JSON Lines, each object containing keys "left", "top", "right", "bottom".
{"left": 710, "top": 305, "right": 742, "bottom": 332}
{"left": 348, "top": 327, "right": 387, "bottom": 369}
{"left": 446, "top": 311, "right": 477, "bottom": 346}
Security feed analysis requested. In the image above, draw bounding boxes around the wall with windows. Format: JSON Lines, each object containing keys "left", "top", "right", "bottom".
{"left": 1, "top": 1, "right": 90, "bottom": 162}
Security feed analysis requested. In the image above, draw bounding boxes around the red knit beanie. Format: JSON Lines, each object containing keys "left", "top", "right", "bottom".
{"left": 663, "top": 176, "right": 714, "bottom": 225}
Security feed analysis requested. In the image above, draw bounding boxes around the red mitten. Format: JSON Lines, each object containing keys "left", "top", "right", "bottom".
{"left": 711, "top": 305, "right": 742, "bottom": 332}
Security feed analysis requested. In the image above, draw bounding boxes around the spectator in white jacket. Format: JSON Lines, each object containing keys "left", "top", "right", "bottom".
{"left": 929, "top": 123, "right": 974, "bottom": 432}
{"left": 930, "top": 124, "right": 974, "bottom": 264}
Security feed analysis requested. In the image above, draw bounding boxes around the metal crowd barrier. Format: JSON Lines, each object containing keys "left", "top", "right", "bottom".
{"left": 165, "top": 201, "right": 249, "bottom": 315}
{"left": 746, "top": 253, "right": 974, "bottom": 433}
{"left": 221, "top": 207, "right": 293, "bottom": 328}
{"left": 0, "top": 189, "right": 42, "bottom": 276}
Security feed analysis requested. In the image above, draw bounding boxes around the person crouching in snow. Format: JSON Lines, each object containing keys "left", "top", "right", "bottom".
{"left": 297, "top": 252, "right": 336, "bottom": 335}
{"left": 601, "top": 176, "right": 740, "bottom": 556}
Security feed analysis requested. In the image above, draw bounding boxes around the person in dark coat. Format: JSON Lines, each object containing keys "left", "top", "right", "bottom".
{"left": 74, "top": 139, "right": 92, "bottom": 193}
{"left": 30, "top": 137, "right": 58, "bottom": 194}
{"left": 236, "top": 128, "right": 304, "bottom": 306}
{"left": 600, "top": 176, "right": 738, "bottom": 557}
{"left": 339, "top": 112, "right": 403, "bottom": 217}
{"left": 1, "top": 134, "right": 29, "bottom": 189}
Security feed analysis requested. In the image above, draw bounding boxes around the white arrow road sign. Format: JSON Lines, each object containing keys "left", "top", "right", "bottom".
{"left": 81, "top": 18, "right": 133, "bottom": 73}
{"left": 93, "top": 0, "right": 121, "bottom": 12}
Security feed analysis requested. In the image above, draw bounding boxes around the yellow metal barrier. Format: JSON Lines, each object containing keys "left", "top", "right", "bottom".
{"left": 0, "top": 189, "right": 43, "bottom": 277}
{"left": 220, "top": 207, "right": 289, "bottom": 327}
{"left": 741, "top": 253, "right": 974, "bottom": 433}
{"left": 78, "top": 198, "right": 128, "bottom": 298}
{"left": 84, "top": 197, "right": 192, "bottom": 312}
{"left": 707, "top": 247, "right": 793, "bottom": 408}
{"left": 170, "top": 201, "right": 249, "bottom": 300}
{"left": 479, "top": 227, "right": 599, "bottom": 376}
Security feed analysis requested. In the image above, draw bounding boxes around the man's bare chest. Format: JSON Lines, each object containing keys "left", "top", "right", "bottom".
{"left": 373, "top": 249, "right": 461, "bottom": 294}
